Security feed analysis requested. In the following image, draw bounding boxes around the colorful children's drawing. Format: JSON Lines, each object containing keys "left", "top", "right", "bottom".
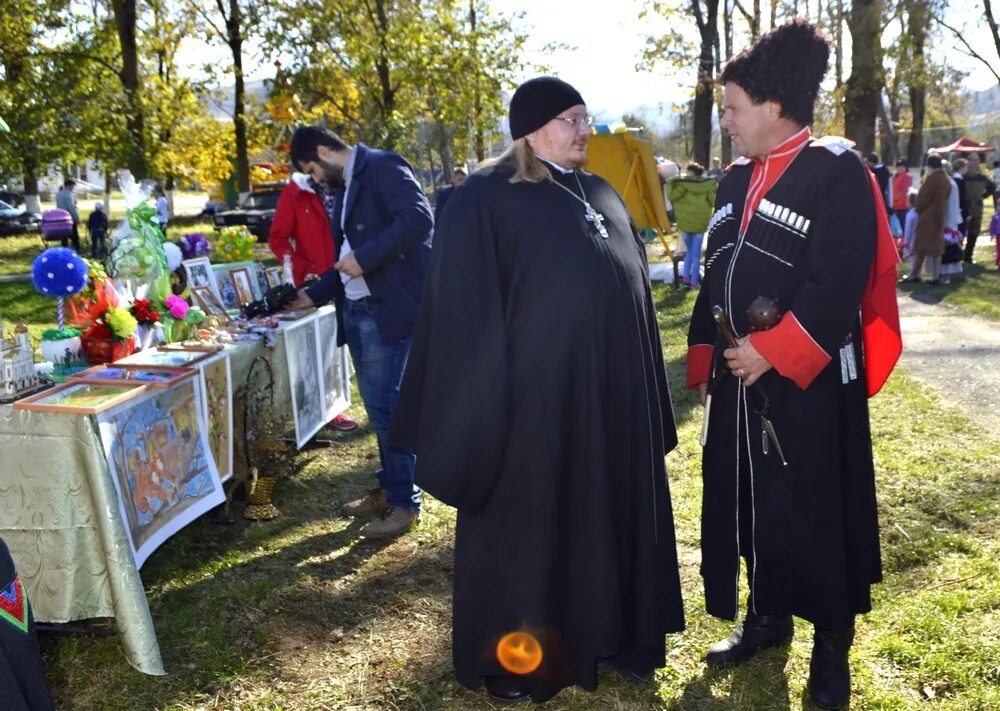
{"left": 97, "top": 379, "right": 224, "bottom": 567}
{"left": 196, "top": 352, "right": 233, "bottom": 482}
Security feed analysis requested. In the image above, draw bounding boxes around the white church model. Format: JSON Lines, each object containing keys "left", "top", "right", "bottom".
{"left": 1, "top": 322, "right": 40, "bottom": 401}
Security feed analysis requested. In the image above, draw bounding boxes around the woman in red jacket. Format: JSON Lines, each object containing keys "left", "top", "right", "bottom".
{"left": 269, "top": 173, "right": 358, "bottom": 431}
{"left": 268, "top": 173, "right": 336, "bottom": 286}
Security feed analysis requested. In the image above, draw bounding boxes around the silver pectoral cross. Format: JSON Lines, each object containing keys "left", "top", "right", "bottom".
{"left": 585, "top": 202, "right": 609, "bottom": 239}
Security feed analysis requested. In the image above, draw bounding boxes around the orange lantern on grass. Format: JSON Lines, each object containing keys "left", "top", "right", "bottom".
{"left": 496, "top": 631, "right": 543, "bottom": 675}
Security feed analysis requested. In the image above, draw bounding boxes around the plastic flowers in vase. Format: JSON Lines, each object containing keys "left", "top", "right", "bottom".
{"left": 107, "top": 172, "right": 171, "bottom": 303}
{"left": 129, "top": 298, "right": 162, "bottom": 350}
{"left": 82, "top": 303, "right": 138, "bottom": 364}
{"left": 215, "top": 225, "right": 255, "bottom": 263}
{"left": 177, "top": 233, "right": 211, "bottom": 260}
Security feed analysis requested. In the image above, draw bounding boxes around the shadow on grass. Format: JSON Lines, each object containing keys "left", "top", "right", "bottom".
{"left": 667, "top": 646, "right": 793, "bottom": 711}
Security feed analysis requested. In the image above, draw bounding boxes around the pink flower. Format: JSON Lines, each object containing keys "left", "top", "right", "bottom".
{"left": 165, "top": 294, "right": 189, "bottom": 319}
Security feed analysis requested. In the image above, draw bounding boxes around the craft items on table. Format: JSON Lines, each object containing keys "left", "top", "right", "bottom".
{"left": 176, "top": 233, "right": 211, "bottom": 260}
{"left": 192, "top": 351, "right": 233, "bottom": 482}
{"left": 214, "top": 225, "right": 255, "bottom": 263}
{"left": 117, "top": 347, "right": 212, "bottom": 369}
{"left": 212, "top": 261, "right": 262, "bottom": 310}
{"left": 264, "top": 267, "right": 284, "bottom": 290}
{"left": 282, "top": 308, "right": 350, "bottom": 449}
{"left": 159, "top": 341, "right": 225, "bottom": 353}
{"left": 67, "top": 365, "right": 197, "bottom": 389}
{"left": 13, "top": 381, "right": 147, "bottom": 414}
{"left": 1, "top": 322, "right": 43, "bottom": 402}
{"left": 31, "top": 247, "right": 91, "bottom": 375}
{"left": 96, "top": 379, "right": 225, "bottom": 567}
{"left": 315, "top": 306, "right": 351, "bottom": 424}
{"left": 182, "top": 257, "right": 224, "bottom": 304}
{"left": 107, "top": 174, "right": 170, "bottom": 302}
{"left": 189, "top": 287, "right": 228, "bottom": 318}
{"left": 283, "top": 311, "right": 326, "bottom": 448}
{"left": 228, "top": 267, "right": 256, "bottom": 307}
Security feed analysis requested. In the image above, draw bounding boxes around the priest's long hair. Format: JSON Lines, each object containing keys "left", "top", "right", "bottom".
{"left": 487, "top": 138, "right": 550, "bottom": 184}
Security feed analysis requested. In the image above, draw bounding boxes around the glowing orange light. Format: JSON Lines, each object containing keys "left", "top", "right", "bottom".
{"left": 496, "top": 631, "right": 543, "bottom": 675}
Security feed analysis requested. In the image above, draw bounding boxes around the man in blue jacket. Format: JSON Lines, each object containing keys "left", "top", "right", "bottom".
{"left": 288, "top": 126, "right": 433, "bottom": 538}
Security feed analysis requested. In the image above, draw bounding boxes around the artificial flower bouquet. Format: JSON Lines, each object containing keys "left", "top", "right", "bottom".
{"left": 214, "top": 225, "right": 256, "bottom": 263}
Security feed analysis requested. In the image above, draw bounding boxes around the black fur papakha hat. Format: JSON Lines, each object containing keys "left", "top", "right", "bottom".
{"left": 509, "top": 77, "right": 585, "bottom": 140}
{"left": 720, "top": 18, "right": 831, "bottom": 126}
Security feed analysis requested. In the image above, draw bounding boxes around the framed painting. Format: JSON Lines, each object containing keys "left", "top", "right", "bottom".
{"left": 193, "top": 351, "right": 233, "bottom": 483}
{"left": 254, "top": 262, "right": 271, "bottom": 297}
{"left": 229, "top": 266, "right": 256, "bottom": 307}
{"left": 117, "top": 348, "right": 212, "bottom": 368}
{"left": 283, "top": 311, "right": 325, "bottom": 448}
{"left": 182, "top": 257, "right": 223, "bottom": 304}
{"left": 68, "top": 365, "right": 197, "bottom": 389}
{"left": 97, "top": 379, "right": 225, "bottom": 567}
{"left": 213, "top": 262, "right": 262, "bottom": 310}
{"left": 314, "top": 308, "right": 351, "bottom": 423}
{"left": 189, "top": 286, "right": 228, "bottom": 317}
{"left": 13, "top": 381, "right": 148, "bottom": 414}
{"left": 264, "top": 266, "right": 284, "bottom": 290}
{"left": 159, "top": 342, "right": 225, "bottom": 353}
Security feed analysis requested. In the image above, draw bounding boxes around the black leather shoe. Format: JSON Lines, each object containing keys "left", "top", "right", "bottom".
{"left": 484, "top": 675, "right": 530, "bottom": 704}
{"left": 808, "top": 624, "right": 855, "bottom": 710}
{"left": 704, "top": 613, "right": 793, "bottom": 668}
{"left": 608, "top": 657, "right": 653, "bottom": 684}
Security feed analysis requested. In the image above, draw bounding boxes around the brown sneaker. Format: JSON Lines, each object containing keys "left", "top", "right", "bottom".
{"left": 341, "top": 488, "right": 386, "bottom": 517}
{"left": 359, "top": 507, "right": 418, "bottom": 539}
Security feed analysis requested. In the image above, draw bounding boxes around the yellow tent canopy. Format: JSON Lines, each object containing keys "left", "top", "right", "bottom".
{"left": 585, "top": 131, "right": 673, "bottom": 257}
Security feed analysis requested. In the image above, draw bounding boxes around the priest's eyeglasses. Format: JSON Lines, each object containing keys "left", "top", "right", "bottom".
{"left": 553, "top": 114, "right": 594, "bottom": 131}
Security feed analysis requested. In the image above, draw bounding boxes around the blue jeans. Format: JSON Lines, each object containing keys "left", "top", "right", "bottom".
{"left": 343, "top": 297, "right": 420, "bottom": 512}
{"left": 682, "top": 232, "right": 703, "bottom": 286}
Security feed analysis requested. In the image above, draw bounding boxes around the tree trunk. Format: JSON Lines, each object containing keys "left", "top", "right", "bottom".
{"left": 228, "top": 0, "right": 250, "bottom": 195}
{"left": 719, "top": 0, "right": 734, "bottom": 164}
{"left": 22, "top": 157, "right": 40, "bottom": 213}
{"left": 693, "top": 0, "right": 720, "bottom": 166}
{"left": 374, "top": 0, "right": 398, "bottom": 149}
{"left": 111, "top": 0, "right": 147, "bottom": 179}
{"left": 906, "top": 1, "right": 928, "bottom": 167}
{"left": 844, "top": 0, "right": 882, "bottom": 154}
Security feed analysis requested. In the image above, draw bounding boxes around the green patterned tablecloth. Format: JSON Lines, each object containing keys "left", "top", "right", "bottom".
{"left": 0, "top": 332, "right": 295, "bottom": 675}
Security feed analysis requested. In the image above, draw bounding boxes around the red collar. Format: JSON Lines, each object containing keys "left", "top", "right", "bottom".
{"left": 739, "top": 127, "right": 812, "bottom": 235}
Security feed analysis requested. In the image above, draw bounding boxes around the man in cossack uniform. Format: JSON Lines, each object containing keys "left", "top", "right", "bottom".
{"left": 686, "top": 19, "right": 902, "bottom": 711}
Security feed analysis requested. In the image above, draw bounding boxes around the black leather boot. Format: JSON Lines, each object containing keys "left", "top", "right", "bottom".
{"left": 484, "top": 675, "right": 530, "bottom": 704}
{"left": 808, "top": 624, "right": 855, "bottom": 710}
{"left": 704, "top": 611, "right": 794, "bottom": 668}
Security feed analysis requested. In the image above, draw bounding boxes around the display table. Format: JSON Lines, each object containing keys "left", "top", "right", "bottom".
{"left": 0, "top": 308, "right": 340, "bottom": 675}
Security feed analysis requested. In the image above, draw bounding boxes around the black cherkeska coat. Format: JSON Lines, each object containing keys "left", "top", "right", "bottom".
{"left": 688, "top": 142, "right": 883, "bottom": 630}
{"left": 0, "top": 538, "right": 55, "bottom": 711}
{"left": 391, "top": 162, "right": 685, "bottom": 702}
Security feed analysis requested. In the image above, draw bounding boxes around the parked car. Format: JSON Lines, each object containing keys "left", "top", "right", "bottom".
{"left": 0, "top": 199, "right": 42, "bottom": 236}
{"left": 0, "top": 190, "right": 25, "bottom": 208}
{"left": 212, "top": 183, "right": 285, "bottom": 242}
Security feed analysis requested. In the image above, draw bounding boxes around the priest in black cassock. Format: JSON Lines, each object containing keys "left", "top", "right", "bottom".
{"left": 686, "top": 20, "right": 902, "bottom": 711}
{"left": 390, "top": 77, "right": 685, "bottom": 704}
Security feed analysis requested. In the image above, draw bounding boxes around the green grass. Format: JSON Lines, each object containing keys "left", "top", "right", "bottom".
{"left": 26, "top": 282, "right": 999, "bottom": 710}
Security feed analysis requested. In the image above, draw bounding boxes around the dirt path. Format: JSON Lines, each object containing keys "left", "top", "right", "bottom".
{"left": 896, "top": 291, "right": 1000, "bottom": 424}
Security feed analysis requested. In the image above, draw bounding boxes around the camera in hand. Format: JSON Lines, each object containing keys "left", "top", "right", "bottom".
{"left": 241, "top": 283, "right": 299, "bottom": 319}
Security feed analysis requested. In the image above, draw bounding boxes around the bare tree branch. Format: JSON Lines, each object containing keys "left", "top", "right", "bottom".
{"left": 934, "top": 11, "right": 1000, "bottom": 86}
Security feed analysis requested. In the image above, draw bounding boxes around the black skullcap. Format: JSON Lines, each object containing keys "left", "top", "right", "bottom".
{"left": 509, "top": 77, "right": 585, "bottom": 140}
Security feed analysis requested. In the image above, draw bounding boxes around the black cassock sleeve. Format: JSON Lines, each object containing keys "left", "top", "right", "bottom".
{"left": 389, "top": 179, "right": 509, "bottom": 512}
